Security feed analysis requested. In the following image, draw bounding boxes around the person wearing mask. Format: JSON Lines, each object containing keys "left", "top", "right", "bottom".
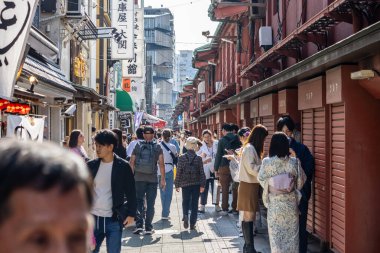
{"left": 158, "top": 129, "right": 178, "bottom": 220}
{"left": 126, "top": 128, "right": 144, "bottom": 161}
{"left": 197, "top": 129, "right": 219, "bottom": 213}
{"left": 258, "top": 132, "right": 306, "bottom": 253}
{"left": 129, "top": 126, "right": 166, "bottom": 235}
{"left": 69, "top": 129, "right": 89, "bottom": 161}
{"left": 175, "top": 137, "right": 206, "bottom": 230}
{"left": 112, "top": 128, "right": 127, "bottom": 160}
{"left": 0, "top": 140, "right": 93, "bottom": 253}
{"left": 87, "top": 130, "right": 136, "bottom": 253}
{"left": 214, "top": 123, "right": 241, "bottom": 215}
{"left": 277, "top": 116, "right": 314, "bottom": 253}
{"left": 237, "top": 125, "right": 268, "bottom": 253}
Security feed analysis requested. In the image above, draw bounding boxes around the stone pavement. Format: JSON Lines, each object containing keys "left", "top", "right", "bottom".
{"left": 98, "top": 190, "right": 321, "bottom": 253}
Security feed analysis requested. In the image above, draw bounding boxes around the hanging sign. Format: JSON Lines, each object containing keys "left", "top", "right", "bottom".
{"left": 6, "top": 115, "right": 45, "bottom": 142}
{"left": 122, "top": 78, "right": 131, "bottom": 92}
{"left": 111, "top": 0, "right": 134, "bottom": 59}
{"left": 0, "top": 0, "right": 39, "bottom": 99}
{"left": 122, "top": 8, "right": 143, "bottom": 77}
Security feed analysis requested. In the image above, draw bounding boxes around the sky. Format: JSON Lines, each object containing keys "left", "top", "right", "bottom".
{"left": 143, "top": 0, "right": 219, "bottom": 52}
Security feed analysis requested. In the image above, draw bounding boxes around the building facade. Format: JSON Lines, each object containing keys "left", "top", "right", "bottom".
{"left": 144, "top": 7, "right": 175, "bottom": 122}
{"left": 174, "top": 1, "right": 380, "bottom": 252}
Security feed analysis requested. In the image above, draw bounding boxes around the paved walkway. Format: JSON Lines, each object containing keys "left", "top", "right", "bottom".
{"left": 98, "top": 190, "right": 321, "bottom": 253}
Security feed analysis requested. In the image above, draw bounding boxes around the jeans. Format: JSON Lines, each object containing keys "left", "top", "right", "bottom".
{"left": 159, "top": 170, "right": 174, "bottom": 217}
{"left": 135, "top": 181, "right": 158, "bottom": 230}
{"left": 182, "top": 184, "right": 201, "bottom": 225}
{"left": 200, "top": 178, "right": 214, "bottom": 205}
{"left": 92, "top": 215, "right": 122, "bottom": 253}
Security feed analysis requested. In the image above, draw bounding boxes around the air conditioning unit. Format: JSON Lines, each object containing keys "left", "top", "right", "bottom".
{"left": 66, "top": 0, "right": 83, "bottom": 17}
{"left": 251, "top": 0, "right": 266, "bottom": 18}
{"left": 259, "top": 26, "right": 273, "bottom": 51}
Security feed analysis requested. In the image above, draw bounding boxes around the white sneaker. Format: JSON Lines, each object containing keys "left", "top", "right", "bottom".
{"left": 144, "top": 229, "right": 155, "bottom": 235}
{"left": 214, "top": 205, "right": 222, "bottom": 212}
{"left": 219, "top": 211, "right": 228, "bottom": 216}
{"left": 198, "top": 205, "right": 205, "bottom": 213}
{"left": 133, "top": 227, "right": 143, "bottom": 234}
{"left": 161, "top": 216, "right": 170, "bottom": 220}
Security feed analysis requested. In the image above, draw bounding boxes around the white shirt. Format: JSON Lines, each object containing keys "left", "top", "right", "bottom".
{"left": 126, "top": 139, "right": 142, "bottom": 157}
{"left": 92, "top": 161, "right": 113, "bottom": 217}
{"left": 197, "top": 140, "right": 218, "bottom": 179}
{"left": 159, "top": 141, "right": 178, "bottom": 175}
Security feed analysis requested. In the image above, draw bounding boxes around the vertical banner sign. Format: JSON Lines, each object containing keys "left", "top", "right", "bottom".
{"left": 0, "top": 0, "right": 38, "bottom": 99}
{"left": 111, "top": 0, "right": 134, "bottom": 59}
{"left": 122, "top": 8, "right": 143, "bottom": 77}
{"left": 122, "top": 78, "right": 131, "bottom": 92}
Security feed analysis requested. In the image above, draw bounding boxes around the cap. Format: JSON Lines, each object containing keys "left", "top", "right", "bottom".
{"left": 143, "top": 126, "right": 154, "bottom": 134}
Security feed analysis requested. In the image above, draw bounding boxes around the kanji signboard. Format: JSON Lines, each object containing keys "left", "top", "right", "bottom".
{"left": 122, "top": 8, "right": 143, "bottom": 77}
{"left": 122, "top": 78, "right": 131, "bottom": 92}
{"left": 0, "top": 0, "right": 38, "bottom": 99}
{"left": 111, "top": 0, "right": 134, "bottom": 59}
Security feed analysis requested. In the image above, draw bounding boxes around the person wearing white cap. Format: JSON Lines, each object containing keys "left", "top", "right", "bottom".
{"left": 174, "top": 137, "right": 206, "bottom": 230}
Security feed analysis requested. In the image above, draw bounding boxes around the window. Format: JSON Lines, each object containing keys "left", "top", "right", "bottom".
{"left": 67, "top": 0, "right": 81, "bottom": 13}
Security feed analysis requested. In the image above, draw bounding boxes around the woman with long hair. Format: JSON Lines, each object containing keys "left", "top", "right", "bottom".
{"left": 112, "top": 128, "right": 127, "bottom": 160}
{"left": 258, "top": 132, "right": 306, "bottom": 253}
{"left": 237, "top": 124, "right": 268, "bottom": 253}
{"left": 68, "top": 129, "right": 89, "bottom": 161}
{"left": 197, "top": 129, "right": 219, "bottom": 213}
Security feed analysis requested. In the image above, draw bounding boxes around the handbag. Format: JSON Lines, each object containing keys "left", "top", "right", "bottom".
{"left": 212, "top": 179, "right": 221, "bottom": 205}
{"left": 162, "top": 142, "right": 178, "bottom": 165}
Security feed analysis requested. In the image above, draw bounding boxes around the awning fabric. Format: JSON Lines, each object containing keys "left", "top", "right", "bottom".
{"left": 116, "top": 89, "right": 134, "bottom": 112}
{"left": 143, "top": 112, "right": 167, "bottom": 124}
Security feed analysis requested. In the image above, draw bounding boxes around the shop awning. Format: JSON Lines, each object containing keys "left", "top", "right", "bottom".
{"left": 116, "top": 89, "right": 134, "bottom": 112}
{"left": 72, "top": 84, "right": 104, "bottom": 102}
{"left": 21, "top": 55, "right": 76, "bottom": 93}
{"left": 143, "top": 112, "right": 167, "bottom": 124}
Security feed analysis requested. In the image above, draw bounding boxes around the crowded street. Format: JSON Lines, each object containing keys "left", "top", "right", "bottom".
{"left": 2, "top": 0, "right": 380, "bottom": 253}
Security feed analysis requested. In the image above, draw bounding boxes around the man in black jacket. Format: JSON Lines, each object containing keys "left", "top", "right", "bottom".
{"left": 214, "top": 123, "right": 241, "bottom": 214}
{"left": 277, "top": 116, "right": 315, "bottom": 253}
{"left": 88, "top": 130, "right": 136, "bottom": 253}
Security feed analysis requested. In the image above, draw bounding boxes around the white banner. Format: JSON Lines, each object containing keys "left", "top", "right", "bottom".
{"left": 111, "top": 0, "right": 134, "bottom": 60}
{"left": 0, "top": 0, "right": 38, "bottom": 99}
{"left": 122, "top": 8, "right": 143, "bottom": 77}
{"left": 6, "top": 115, "right": 45, "bottom": 142}
{"left": 129, "top": 77, "right": 145, "bottom": 111}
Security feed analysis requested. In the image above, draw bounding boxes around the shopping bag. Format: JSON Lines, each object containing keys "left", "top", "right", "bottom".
{"left": 212, "top": 179, "right": 220, "bottom": 205}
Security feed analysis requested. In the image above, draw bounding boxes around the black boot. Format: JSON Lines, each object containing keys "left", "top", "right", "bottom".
{"left": 182, "top": 215, "right": 189, "bottom": 229}
{"left": 242, "top": 221, "right": 259, "bottom": 253}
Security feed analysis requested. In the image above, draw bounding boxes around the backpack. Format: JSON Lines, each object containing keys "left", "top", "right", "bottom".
{"left": 225, "top": 135, "right": 241, "bottom": 152}
{"left": 134, "top": 142, "right": 160, "bottom": 174}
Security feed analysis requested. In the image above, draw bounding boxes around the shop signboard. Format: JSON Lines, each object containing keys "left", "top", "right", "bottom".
{"left": 0, "top": 0, "right": 39, "bottom": 99}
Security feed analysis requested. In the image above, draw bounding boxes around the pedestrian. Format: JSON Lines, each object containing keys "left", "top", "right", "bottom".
{"left": 126, "top": 127, "right": 144, "bottom": 161}
{"left": 129, "top": 126, "right": 166, "bottom": 235}
{"left": 170, "top": 130, "right": 180, "bottom": 153}
{"left": 276, "top": 116, "right": 314, "bottom": 253}
{"left": 237, "top": 125, "right": 268, "bottom": 253}
{"left": 87, "top": 129, "right": 136, "bottom": 253}
{"left": 258, "top": 132, "right": 306, "bottom": 253}
{"left": 159, "top": 129, "right": 178, "bottom": 220}
{"left": 112, "top": 128, "right": 127, "bottom": 160}
{"left": 175, "top": 137, "right": 206, "bottom": 230}
{"left": 0, "top": 139, "right": 93, "bottom": 253}
{"left": 214, "top": 123, "right": 241, "bottom": 215}
{"left": 69, "top": 129, "right": 89, "bottom": 161}
{"left": 197, "top": 129, "right": 219, "bottom": 213}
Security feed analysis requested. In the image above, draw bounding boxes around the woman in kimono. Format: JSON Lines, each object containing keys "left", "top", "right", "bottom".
{"left": 258, "top": 132, "right": 306, "bottom": 253}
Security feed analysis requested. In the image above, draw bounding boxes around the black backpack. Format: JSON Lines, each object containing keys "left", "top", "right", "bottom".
{"left": 134, "top": 142, "right": 160, "bottom": 174}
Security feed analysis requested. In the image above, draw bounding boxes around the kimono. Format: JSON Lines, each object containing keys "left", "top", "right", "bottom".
{"left": 258, "top": 156, "right": 306, "bottom": 253}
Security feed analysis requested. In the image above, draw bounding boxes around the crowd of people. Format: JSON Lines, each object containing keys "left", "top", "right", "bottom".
{"left": 0, "top": 116, "right": 314, "bottom": 253}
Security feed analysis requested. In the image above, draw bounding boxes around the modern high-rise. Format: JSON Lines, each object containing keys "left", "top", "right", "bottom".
{"left": 144, "top": 7, "right": 175, "bottom": 121}
{"left": 176, "top": 50, "right": 197, "bottom": 92}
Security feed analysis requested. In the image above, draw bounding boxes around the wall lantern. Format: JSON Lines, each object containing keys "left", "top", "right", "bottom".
{"left": 28, "top": 75, "right": 39, "bottom": 93}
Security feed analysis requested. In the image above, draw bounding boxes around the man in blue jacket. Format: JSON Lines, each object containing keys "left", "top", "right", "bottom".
{"left": 277, "top": 116, "right": 315, "bottom": 253}
{"left": 88, "top": 129, "right": 136, "bottom": 253}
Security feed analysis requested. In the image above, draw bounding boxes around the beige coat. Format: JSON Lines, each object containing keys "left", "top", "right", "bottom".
{"left": 238, "top": 144, "right": 261, "bottom": 184}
